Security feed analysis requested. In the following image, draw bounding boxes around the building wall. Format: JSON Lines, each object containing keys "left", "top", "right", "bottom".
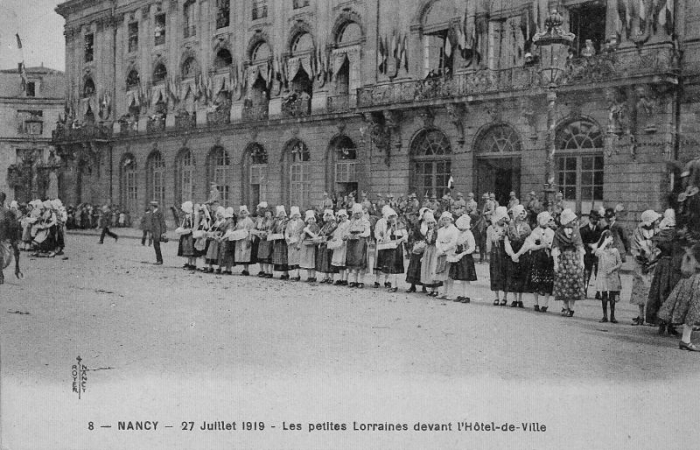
{"left": 53, "top": 0, "right": 698, "bottom": 227}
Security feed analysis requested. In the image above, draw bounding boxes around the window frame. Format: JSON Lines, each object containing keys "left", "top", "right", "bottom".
{"left": 128, "top": 22, "right": 139, "bottom": 53}
{"left": 411, "top": 129, "right": 453, "bottom": 199}
{"left": 154, "top": 13, "right": 166, "bottom": 46}
{"left": 84, "top": 33, "right": 94, "bottom": 63}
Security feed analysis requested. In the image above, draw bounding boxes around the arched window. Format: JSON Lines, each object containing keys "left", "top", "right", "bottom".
{"left": 251, "top": 41, "right": 271, "bottom": 62}
{"left": 284, "top": 140, "right": 311, "bottom": 208}
{"left": 175, "top": 149, "right": 195, "bottom": 205}
{"left": 120, "top": 154, "right": 138, "bottom": 214}
{"left": 82, "top": 77, "right": 96, "bottom": 98}
{"left": 337, "top": 22, "right": 362, "bottom": 46}
{"left": 555, "top": 119, "right": 604, "bottom": 214}
{"left": 291, "top": 32, "right": 314, "bottom": 54}
{"left": 329, "top": 136, "right": 358, "bottom": 198}
{"left": 243, "top": 143, "right": 268, "bottom": 207}
{"left": 208, "top": 146, "right": 231, "bottom": 205}
{"left": 147, "top": 151, "right": 166, "bottom": 207}
{"left": 214, "top": 49, "right": 233, "bottom": 70}
{"left": 126, "top": 70, "right": 140, "bottom": 90}
{"left": 181, "top": 57, "right": 198, "bottom": 79}
{"left": 411, "top": 129, "right": 452, "bottom": 199}
{"left": 421, "top": 0, "right": 459, "bottom": 77}
{"left": 183, "top": 0, "right": 196, "bottom": 38}
{"left": 153, "top": 63, "right": 167, "bottom": 84}
{"left": 474, "top": 124, "right": 523, "bottom": 205}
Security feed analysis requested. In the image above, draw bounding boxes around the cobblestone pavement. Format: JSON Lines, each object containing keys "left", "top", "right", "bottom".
{"left": 1, "top": 233, "right": 698, "bottom": 450}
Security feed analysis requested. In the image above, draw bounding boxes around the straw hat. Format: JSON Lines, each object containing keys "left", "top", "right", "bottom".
{"left": 290, "top": 206, "right": 301, "bottom": 218}
{"left": 455, "top": 214, "right": 471, "bottom": 230}
{"left": 560, "top": 209, "right": 577, "bottom": 226}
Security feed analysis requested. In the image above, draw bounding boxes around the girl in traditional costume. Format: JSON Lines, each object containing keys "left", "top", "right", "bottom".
{"left": 271, "top": 206, "right": 290, "bottom": 279}
{"left": 504, "top": 205, "right": 532, "bottom": 308}
{"left": 404, "top": 208, "right": 429, "bottom": 293}
{"left": 375, "top": 206, "right": 407, "bottom": 292}
{"left": 420, "top": 211, "right": 440, "bottom": 297}
{"left": 204, "top": 207, "right": 226, "bottom": 273}
{"left": 299, "top": 210, "right": 321, "bottom": 282}
{"left": 552, "top": 209, "right": 585, "bottom": 317}
{"left": 218, "top": 207, "right": 236, "bottom": 275}
{"left": 487, "top": 206, "right": 509, "bottom": 305}
{"left": 254, "top": 206, "right": 275, "bottom": 278}
{"left": 520, "top": 211, "right": 555, "bottom": 312}
{"left": 176, "top": 201, "right": 196, "bottom": 269}
{"left": 331, "top": 209, "right": 349, "bottom": 285}
{"left": 316, "top": 209, "right": 338, "bottom": 283}
{"left": 630, "top": 210, "right": 661, "bottom": 325}
{"left": 449, "top": 214, "right": 477, "bottom": 303}
{"left": 435, "top": 211, "right": 459, "bottom": 300}
{"left": 285, "top": 206, "right": 305, "bottom": 281}
{"left": 233, "top": 205, "right": 255, "bottom": 275}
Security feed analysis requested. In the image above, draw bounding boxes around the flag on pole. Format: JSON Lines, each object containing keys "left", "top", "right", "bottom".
{"left": 16, "top": 34, "right": 28, "bottom": 93}
{"left": 447, "top": 176, "right": 455, "bottom": 189}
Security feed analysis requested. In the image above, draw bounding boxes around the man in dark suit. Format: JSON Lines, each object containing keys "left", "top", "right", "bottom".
{"left": 580, "top": 210, "right": 604, "bottom": 298}
{"left": 149, "top": 200, "right": 167, "bottom": 265}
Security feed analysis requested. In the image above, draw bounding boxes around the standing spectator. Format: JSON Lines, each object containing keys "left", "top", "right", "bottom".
{"left": 552, "top": 209, "right": 585, "bottom": 317}
{"left": 630, "top": 210, "right": 661, "bottom": 325}
{"left": 488, "top": 206, "right": 509, "bottom": 305}
{"left": 507, "top": 191, "right": 520, "bottom": 210}
{"left": 140, "top": 207, "right": 152, "bottom": 246}
{"left": 504, "top": 205, "right": 532, "bottom": 308}
{"left": 523, "top": 211, "right": 555, "bottom": 312}
{"left": 98, "top": 205, "right": 118, "bottom": 244}
{"left": 658, "top": 244, "right": 700, "bottom": 351}
{"left": 464, "top": 192, "right": 478, "bottom": 217}
{"left": 580, "top": 210, "right": 604, "bottom": 298}
{"left": 525, "top": 191, "right": 543, "bottom": 228}
{"left": 149, "top": 200, "right": 167, "bottom": 265}
{"left": 448, "top": 214, "right": 477, "bottom": 303}
{"left": 604, "top": 208, "right": 629, "bottom": 262}
{"left": 594, "top": 230, "right": 623, "bottom": 323}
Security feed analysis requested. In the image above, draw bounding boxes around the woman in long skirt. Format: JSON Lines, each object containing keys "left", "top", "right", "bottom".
{"left": 405, "top": 208, "right": 429, "bottom": 293}
{"left": 271, "top": 206, "right": 290, "bottom": 279}
{"left": 487, "top": 207, "right": 509, "bottom": 305}
{"left": 315, "top": 209, "right": 338, "bottom": 283}
{"left": 449, "top": 214, "right": 478, "bottom": 303}
{"left": 299, "top": 210, "right": 321, "bottom": 282}
{"left": 176, "top": 201, "right": 196, "bottom": 270}
{"left": 646, "top": 209, "right": 682, "bottom": 334}
{"left": 204, "top": 207, "right": 226, "bottom": 273}
{"left": 192, "top": 204, "right": 211, "bottom": 262}
{"left": 630, "top": 210, "right": 661, "bottom": 325}
{"left": 435, "top": 212, "right": 459, "bottom": 300}
{"left": 375, "top": 207, "right": 407, "bottom": 292}
{"left": 331, "top": 209, "right": 349, "bottom": 285}
{"left": 521, "top": 211, "right": 555, "bottom": 312}
{"left": 218, "top": 207, "right": 236, "bottom": 275}
{"left": 234, "top": 205, "right": 255, "bottom": 275}
{"left": 552, "top": 209, "right": 585, "bottom": 317}
{"left": 420, "top": 211, "right": 440, "bottom": 296}
{"left": 344, "top": 203, "right": 371, "bottom": 288}
{"left": 504, "top": 205, "right": 532, "bottom": 308}
{"left": 255, "top": 207, "right": 275, "bottom": 278}
{"left": 285, "top": 206, "right": 305, "bottom": 281}
{"left": 658, "top": 242, "right": 700, "bottom": 351}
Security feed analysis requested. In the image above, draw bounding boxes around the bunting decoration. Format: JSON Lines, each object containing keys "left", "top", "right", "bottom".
{"left": 16, "top": 34, "right": 28, "bottom": 93}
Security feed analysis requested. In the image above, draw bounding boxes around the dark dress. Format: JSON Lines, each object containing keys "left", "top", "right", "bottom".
{"left": 646, "top": 228, "right": 683, "bottom": 324}
{"left": 315, "top": 221, "right": 338, "bottom": 274}
{"left": 345, "top": 218, "right": 369, "bottom": 270}
{"left": 449, "top": 243, "right": 477, "bottom": 281}
{"left": 405, "top": 225, "right": 425, "bottom": 285}
{"left": 489, "top": 225, "right": 507, "bottom": 292}
{"left": 271, "top": 218, "right": 289, "bottom": 271}
{"left": 177, "top": 216, "right": 195, "bottom": 257}
{"left": 527, "top": 248, "right": 554, "bottom": 295}
{"left": 504, "top": 222, "right": 532, "bottom": 293}
{"left": 376, "top": 228, "right": 405, "bottom": 274}
{"left": 256, "top": 218, "right": 274, "bottom": 264}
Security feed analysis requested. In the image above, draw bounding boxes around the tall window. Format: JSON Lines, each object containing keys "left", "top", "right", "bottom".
{"left": 555, "top": 120, "right": 604, "bottom": 214}
{"left": 247, "top": 144, "right": 268, "bottom": 207}
{"left": 153, "top": 63, "right": 167, "bottom": 84}
{"left": 252, "top": 0, "right": 268, "bottom": 20}
{"left": 176, "top": 149, "right": 195, "bottom": 204}
{"left": 288, "top": 140, "right": 311, "bottom": 208}
{"left": 147, "top": 152, "right": 165, "bottom": 207}
{"left": 82, "top": 77, "right": 96, "bottom": 98}
{"left": 214, "top": 49, "right": 233, "bottom": 70}
{"left": 128, "top": 22, "right": 139, "bottom": 53}
{"left": 126, "top": 69, "right": 140, "bottom": 90}
{"left": 332, "top": 136, "right": 358, "bottom": 198}
{"left": 216, "top": 0, "right": 230, "bottom": 28}
{"left": 181, "top": 57, "right": 198, "bottom": 79}
{"left": 183, "top": 1, "right": 196, "bottom": 38}
{"left": 84, "top": 33, "right": 94, "bottom": 63}
{"left": 209, "top": 146, "right": 231, "bottom": 205}
{"left": 569, "top": 3, "right": 606, "bottom": 56}
{"left": 421, "top": 0, "right": 459, "bottom": 77}
{"left": 411, "top": 129, "right": 452, "bottom": 199}
{"left": 26, "top": 81, "right": 36, "bottom": 97}
{"left": 154, "top": 13, "right": 166, "bottom": 46}
{"left": 121, "top": 154, "right": 138, "bottom": 213}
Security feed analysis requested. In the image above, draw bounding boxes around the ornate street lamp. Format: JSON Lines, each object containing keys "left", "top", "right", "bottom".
{"left": 533, "top": 10, "right": 575, "bottom": 206}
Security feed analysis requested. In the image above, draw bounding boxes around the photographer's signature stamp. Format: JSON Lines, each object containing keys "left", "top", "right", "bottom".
{"left": 72, "top": 356, "right": 87, "bottom": 399}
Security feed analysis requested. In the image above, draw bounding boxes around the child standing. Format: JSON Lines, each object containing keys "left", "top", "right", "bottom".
{"left": 449, "top": 214, "right": 477, "bottom": 303}
{"left": 594, "top": 230, "right": 623, "bottom": 323}
{"left": 286, "top": 206, "right": 305, "bottom": 281}
{"left": 420, "top": 211, "right": 440, "bottom": 297}
{"left": 487, "top": 207, "right": 509, "bottom": 305}
{"left": 331, "top": 209, "right": 350, "bottom": 285}
{"left": 300, "top": 210, "right": 320, "bottom": 282}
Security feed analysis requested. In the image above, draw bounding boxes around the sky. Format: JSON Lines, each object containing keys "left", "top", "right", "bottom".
{"left": 0, "top": 0, "right": 65, "bottom": 71}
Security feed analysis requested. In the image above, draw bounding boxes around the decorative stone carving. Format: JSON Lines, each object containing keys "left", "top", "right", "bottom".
{"left": 417, "top": 107, "right": 434, "bottom": 129}
{"left": 142, "top": 6, "right": 151, "bottom": 19}
{"left": 445, "top": 103, "right": 466, "bottom": 147}
{"left": 518, "top": 97, "right": 538, "bottom": 141}
{"left": 362, "top": 112, "right": 391, "bottom": 164}
{"left": 604, "top": 87, "right": 629, "bottom": 135}
{"left": 634, "top": 84, "right": 658, "bottom": 134}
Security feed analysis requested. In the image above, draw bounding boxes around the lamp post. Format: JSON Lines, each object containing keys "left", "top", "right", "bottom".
{"left": 533, "top": 10, "right": 575, "bottom": 207}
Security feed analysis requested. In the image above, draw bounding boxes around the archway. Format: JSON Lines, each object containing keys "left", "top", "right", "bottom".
{"left": 410, "top": 128, "right": 453, "bottom": 199}
{"left": 474, "top": 123, "right": 523, "bottom": 206}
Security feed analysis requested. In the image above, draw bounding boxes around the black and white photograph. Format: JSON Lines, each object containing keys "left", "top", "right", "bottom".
{"left": 0, "top": 0, "right": 699, "bottom": 448}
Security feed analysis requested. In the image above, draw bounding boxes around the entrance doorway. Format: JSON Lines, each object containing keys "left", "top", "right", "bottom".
{"left": 476, "top": 157, "right": 521, "bottom": 206}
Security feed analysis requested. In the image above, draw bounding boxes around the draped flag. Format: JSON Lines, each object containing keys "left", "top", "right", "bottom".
{"left": 16, "top": 34, "right": 27, "bottom": 93}
{"left": 378, "top": 36, "right": 386, "bottom": 73}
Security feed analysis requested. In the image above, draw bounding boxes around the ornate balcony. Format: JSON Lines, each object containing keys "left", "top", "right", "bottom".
{"left": 327, "top": 95, "right": 351, "bottom": 113}
{"left": 242, "top": 102, "right": 269, "bottom": 121}
{"left": 207, "top": 108, "right": 231, "bottom": 126}
{"left": 117, "top": 118, "right": 138, "bottom": 136}
{"left": 174, "top": 111, "right": 196, "bottom": 129}
{"left": 146, "top": 115, "right": 166, "bottom": 133}
{"left": 52, "top": 121, "right": 113, "bottom": 142}
{"left": 281, "top": 94, "right": 311, "bottom": 118}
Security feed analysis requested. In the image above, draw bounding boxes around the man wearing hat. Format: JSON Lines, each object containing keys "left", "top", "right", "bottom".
{"left": 579, "top": 210, "right": 604, "bottom": 298}
{"left": 361, "top": 192, "right": 372, "bottom": 212}
{"left": 526, "top": 191, "right": 543, "bottom": 229}
{"left": 463, "top": 193, "right": 477, "bottom": 216}
{"left": 98, "top": 204, "right": 118, "bottom": 244}
{"left": 507, "top": 191, "right": 520, "bottom": 210}
{"left": 149, "top": 200, "right": 167, "bottom": 265}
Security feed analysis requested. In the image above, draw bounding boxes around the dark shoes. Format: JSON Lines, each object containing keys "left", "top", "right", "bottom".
{"left": 242, "top": 270, "right": 250, "bottom": 276}
{"left": 540, "top": 307, "right": 548, "bottom": 313}
{"left": 456, "top": 296, "right": 470, "bottom": 303}
{"left": 534, "top": 305, "right": 540, "bottom": 312}
{"left": 406, "top": 286, "right": 416, "bottom": 293}
{"left": 517, "top": 301, "right": 524, "bottom": 308}
{"left": 632, "top": 317, "right": 644, "bottom": 326}
{"left": 679, "top": 341, "right": 700, "bottom": 352}
{"left": 373, "top": 282, "right": 381, "bottom": 288}
{"left": 599, "top": 317, "right": 608, "bottom": 323}
{"left": 610, "top": 317, "right": 618, "bottom": 323}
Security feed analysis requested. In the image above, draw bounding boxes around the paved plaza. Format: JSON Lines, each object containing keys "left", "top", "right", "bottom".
{"left": 1, "top": 232, "right": 699, "bottom": 450}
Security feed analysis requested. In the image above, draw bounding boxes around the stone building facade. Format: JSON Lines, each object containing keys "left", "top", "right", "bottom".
{"left": 53, "top": 0, "right": 699, "bottom": 226}
{"left": 1, "top": 66, "right": 65, "bottom": 203}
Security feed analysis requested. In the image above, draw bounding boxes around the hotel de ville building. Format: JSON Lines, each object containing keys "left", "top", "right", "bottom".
{"left": 53, "top": 0, "right": 700, "bottom": 225}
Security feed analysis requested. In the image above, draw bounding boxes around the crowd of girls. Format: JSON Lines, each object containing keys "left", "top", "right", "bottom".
{"left": 7, "top": 199, "right": 68, "bottom": 257}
